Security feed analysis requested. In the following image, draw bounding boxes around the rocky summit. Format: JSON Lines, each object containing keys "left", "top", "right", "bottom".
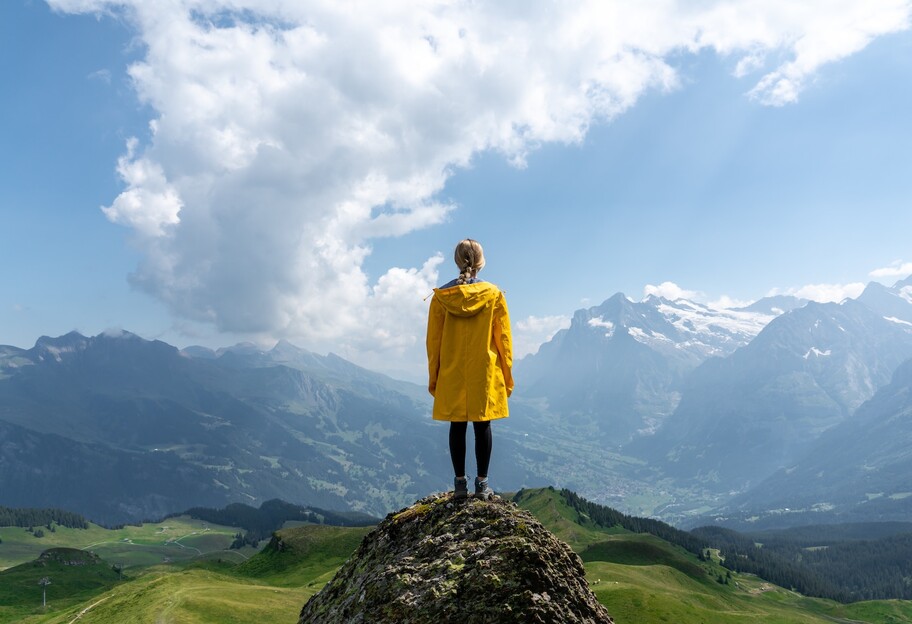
{"left": 298, "top": 493, "right": 613, "bottom": 624}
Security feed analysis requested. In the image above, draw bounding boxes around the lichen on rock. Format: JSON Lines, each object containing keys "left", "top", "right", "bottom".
{"left": 298, "top": 493, "right": 614, "bottom": 624}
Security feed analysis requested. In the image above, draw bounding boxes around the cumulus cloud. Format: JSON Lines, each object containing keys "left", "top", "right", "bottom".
{"left": 515, "top": 314, "right": 572, "bottom": 359}
{"left": 870, "top": 260, "right": 912, "bottom": 278}
{"left": 102, "top": 138, "right": 182, "bottom": 237}
{"left": 643, "top": 281, "right": 702, "bottom": 302}
{"left": 47, "top": 0, "right": 912, "bottom": 372}
{"left": 708, "top": 295, "right": 754, "bottom": 310}
{"left": 643, "top": 282, "right": 752, "bottom": 310}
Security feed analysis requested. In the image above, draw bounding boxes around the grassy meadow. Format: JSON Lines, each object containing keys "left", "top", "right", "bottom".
{"left": 2, "top": 489, "right": 912, "bottom": 623}
{"left": 0, "top": 515, "right": 257, "bottom": 572}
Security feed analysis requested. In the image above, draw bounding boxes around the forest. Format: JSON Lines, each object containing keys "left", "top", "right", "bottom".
{"left": 0, "top": 506, "right": 89, "bottom": 530}
{"left": 560, "top": 490, "right": 912, "bottom": 602}
{"left": 177, "top": 498, "right": 378, "bottom": 544}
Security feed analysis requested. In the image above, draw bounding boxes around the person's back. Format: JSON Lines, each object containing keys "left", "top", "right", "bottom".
{"left": 426, "top": 239, "right": 513, "bottom": 500}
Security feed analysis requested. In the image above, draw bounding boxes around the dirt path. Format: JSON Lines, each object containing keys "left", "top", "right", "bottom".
{"left": 67, "top": 595, "right": 111, "bottom": 623}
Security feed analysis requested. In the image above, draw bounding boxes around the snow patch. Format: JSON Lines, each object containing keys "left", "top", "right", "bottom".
{"left": 884, "top": 316, "right": 912, "bottom": 327}
{"left": 656, "top": 301, "right": 772, "bottom": 344}
{"left": 625, "top": 326, "right": 674, "bottom": 346}
{"left": 588, "top": 316, "right": 615, "bottom": 338}
{"left": 900, "top": 286, "right": 912, "bottom": 305}
{"left": 803, "top": 347, "right": 832, "bottom": 359}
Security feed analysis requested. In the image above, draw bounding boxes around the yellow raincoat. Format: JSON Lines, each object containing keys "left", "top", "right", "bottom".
{"left": 426, "top": 281, "right": 514, "bottom": 422}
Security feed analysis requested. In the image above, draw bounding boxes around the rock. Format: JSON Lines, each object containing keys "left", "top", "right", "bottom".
{"left": 298, "top": 493, "right": 614, "bottom": 624}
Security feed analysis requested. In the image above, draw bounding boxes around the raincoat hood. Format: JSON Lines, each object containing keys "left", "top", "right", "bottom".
{"left": 433, "top": 282, "right": 502, "bottom": 318}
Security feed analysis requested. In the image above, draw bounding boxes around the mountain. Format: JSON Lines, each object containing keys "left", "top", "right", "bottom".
{"left": 733, "top": 295, "right": 809, "bottom": 316}
{"left": 0, "top": 329, "right": 666, "bottom": 525}
{"left": 517, "top": 293, "right": 795, "bottom": 444}
{"left": 0, "top": 418, "right": 223, "bottom": 523}
{"left": 857, "top": 275, "right": 912, "bottom": 324}
{"left": 640, "top": 296, "right": 912, "bottom": 496}
{"left": 720, "top": 356, "right": 912, "bottom": 527}
{"left": 0, "top": 331, "right": 539, "bottom": 524}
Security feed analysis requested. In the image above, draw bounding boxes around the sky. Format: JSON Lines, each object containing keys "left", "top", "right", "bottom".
{"left": 2, "top": 0, "right": 912, "bottom": 380}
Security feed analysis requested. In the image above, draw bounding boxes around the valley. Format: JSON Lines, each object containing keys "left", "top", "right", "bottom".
{"left": 3, "top": 489, "right": 911, "bottom": 624}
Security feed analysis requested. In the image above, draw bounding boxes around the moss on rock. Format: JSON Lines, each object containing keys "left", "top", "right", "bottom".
{"left": 298, "top": 493, "right": 613, "bottom": 624}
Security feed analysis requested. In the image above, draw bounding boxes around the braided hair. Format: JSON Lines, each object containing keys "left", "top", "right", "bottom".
{"left": 454, "top": 239, "right": 485, "bottom": 285}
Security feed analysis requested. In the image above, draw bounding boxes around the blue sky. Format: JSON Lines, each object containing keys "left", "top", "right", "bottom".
{"left": 2, "top": 1, "right": 912, "bottom": 378}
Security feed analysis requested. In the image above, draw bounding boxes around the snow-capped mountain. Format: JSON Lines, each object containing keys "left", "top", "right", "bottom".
{"left": 858, "top": 274, "right": 912, "bottom": 325}
{"left": 641, "top": 292, "right": 912, "bottom": 495}
{"left": 612, "top": 294, "right": 787, "bottom": 361}
{"left": 516, "top": 292, "right": 803, "bottom": 444}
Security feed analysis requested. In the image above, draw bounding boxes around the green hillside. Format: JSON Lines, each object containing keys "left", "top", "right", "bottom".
{"left": 234, "top": 524, "right": 373, "bottom": 587}
{"left": 5, "top": 489, "right": 912, "bottom": 624}
{"left": 516, "top": 488, "right": 912, "bottom": 624}
{"left": 1, "top": 524, "right": 368, "bottom": 624}
{"left": 0, "top": 515, "right": 255, "bottom": 572}
{"left": 0, "top": 548, "right": 122, "bottom": 623}
{"left": 17, "top": 568, "right": 307, "bottom": 624}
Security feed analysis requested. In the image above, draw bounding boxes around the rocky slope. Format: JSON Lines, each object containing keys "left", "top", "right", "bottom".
{"left": 298, "top": 493, "right": 613, "bottom": 624}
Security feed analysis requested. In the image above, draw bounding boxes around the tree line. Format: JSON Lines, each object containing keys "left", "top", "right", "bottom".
{"left": 0, "top": 506, "right": 89, "bottom": 529}
{"left": 175, "top": 498, "right": 378, "bottom": 545}
{"left": 692, "top": 525, "right": 912, "bottom": 602}
{"left": 559, "top": 489, "right": 706, "bottom": 557}
{"left": 559, "top": 490, "right": 912, "bottom": 603}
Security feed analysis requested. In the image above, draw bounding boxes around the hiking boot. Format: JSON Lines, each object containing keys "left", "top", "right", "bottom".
{"left": 453, "top": 476, "right": 468, "bottom": 499}
{"left": 474, "top": 477, "right": 495, "bottom": 500}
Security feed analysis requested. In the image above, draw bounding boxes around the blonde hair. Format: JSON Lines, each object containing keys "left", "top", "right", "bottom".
{"left": 454, "top": 239, "right": 485, "bottom": 285}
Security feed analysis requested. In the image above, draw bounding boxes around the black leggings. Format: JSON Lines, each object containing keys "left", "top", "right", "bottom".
{"left": 449, "top": 421, "right": 492, "bottom": 478}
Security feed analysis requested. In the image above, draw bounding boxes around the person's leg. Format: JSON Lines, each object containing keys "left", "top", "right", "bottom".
{"left": 473, "top": 421, "right": 492, "bottom": 478}
{"left": 449, "top": 421, "right": 469, "bottom": 498}
{"left": 449, "top": 421, "right": 468, "bottom": 476}
{"left": 472, "top": 421, "right": 495, "bottom": 499}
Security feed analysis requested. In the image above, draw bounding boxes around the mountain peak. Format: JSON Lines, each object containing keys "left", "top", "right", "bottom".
{"left": 298, "top": 493, "right": 614, "bottom": 624}
{"left": 34, "top": 330, "right": 87, "bottom": 349}
{"left": 32, "top": 331, "right": 90, "bottom": 362}
{"left": 270, "top": 338, "right": 306, "bottom": 356}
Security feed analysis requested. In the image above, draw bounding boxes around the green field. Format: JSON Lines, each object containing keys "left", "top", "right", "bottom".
{"left": 0, "top": 516, "right": 257, "bottom": 572}
{"left": 3, "top": 491, "right": 912, "bottom": 623}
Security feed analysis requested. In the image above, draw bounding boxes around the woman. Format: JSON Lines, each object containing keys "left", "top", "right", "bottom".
{"left": 426, "top": 239, "right": 514, "bottom": 500}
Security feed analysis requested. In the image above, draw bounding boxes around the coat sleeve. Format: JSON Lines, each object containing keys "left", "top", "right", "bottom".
{"left": 493, "top": 292, "right": 514, "bottom": 397}
{"left": 426, "top": 294, "right": 445, "bottom": 397}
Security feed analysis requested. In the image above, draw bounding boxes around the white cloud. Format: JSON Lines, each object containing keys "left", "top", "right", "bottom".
{"left": 47, "top": 0, "right": 912, "bottom": 373}
{"left": 643, "top": 282, "right": 702, "bottom": 302}
{"left": 515, "top": 315, "right": 571, "bottom": 359}
{"left": 708, "top": 295, "right": 754, "bottom": 310}
{"left": 742, "top": 1, "right": 912, "bottom": 105}
{"left": 870, "top": 260, "right": 912, "bottom": 278}
{"left": 102, "top": 138, "right": 182, "bottom": 237}
{"left": 770, "top": 282, "right": 866, "bottom": 303}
